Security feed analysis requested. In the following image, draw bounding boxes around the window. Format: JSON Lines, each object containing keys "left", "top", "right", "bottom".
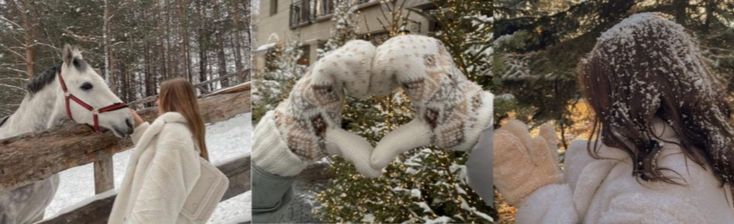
{"left": 270, "top": 0, "right": 278, "bottom": 16}
{"left": 317, "top": 0, "right": 334, "bottom": 17}
{"left": 290, "top": 0, "right": 313, "bottom": 28}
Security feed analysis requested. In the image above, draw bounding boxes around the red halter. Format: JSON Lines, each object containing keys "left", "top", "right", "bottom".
{"left": 58, "top": 70, "right": 128, "bottom": 133}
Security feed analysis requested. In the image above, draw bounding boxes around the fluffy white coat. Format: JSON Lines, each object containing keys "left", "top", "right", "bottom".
{"left": 516, "top": 120, "right": 734, "bottom": 223}
{"left": 108, "top": 112, "right": 201, "bottom": 224}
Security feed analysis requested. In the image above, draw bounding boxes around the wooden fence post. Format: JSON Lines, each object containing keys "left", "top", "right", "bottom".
{"left": 94, "top": 153, "right": 115, "bottom": 193}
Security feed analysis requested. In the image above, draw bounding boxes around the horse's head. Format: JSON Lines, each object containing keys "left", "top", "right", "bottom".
{"left": 58, "top": 45, "right": 133, "bottom": 137}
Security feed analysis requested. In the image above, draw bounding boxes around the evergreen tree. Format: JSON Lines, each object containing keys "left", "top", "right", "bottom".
{"left": 314, "top": 0, "right": 494, "bottom": 222}
{"left": 252, "top": 35, "right": 306, "bottom": 123}
{"left": 489, "top": 0, "right": 733, "bottom": 131}
{"left": 317, "top": 0, "right": 359, "bottom": 58}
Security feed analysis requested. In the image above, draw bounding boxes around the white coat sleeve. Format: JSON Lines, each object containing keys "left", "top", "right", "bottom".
{"left": 598, "top": 191, "right": 705, "bottom": 223}
{"left": 515, "top": 184, "right": 578, "bottom": 224}
{"left": 130, "top": 122, "right": 150, "bottom": 145}
{"left": 127, "top": 125, "right": 201, "bottom": 224}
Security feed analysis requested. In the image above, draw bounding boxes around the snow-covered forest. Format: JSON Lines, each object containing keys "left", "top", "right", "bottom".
{"left": 0, "top": 0, "right": 251, "bottom": 116}
{"left": 0, "top": 0, "right": 251, "bottom": 223}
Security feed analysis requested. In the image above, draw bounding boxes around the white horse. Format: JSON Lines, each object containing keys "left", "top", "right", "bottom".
{"left": 0, "top": 45, "right": 133, "bottom": 223}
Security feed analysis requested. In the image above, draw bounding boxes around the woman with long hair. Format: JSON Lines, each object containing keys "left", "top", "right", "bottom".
{"left": 108, "top": 78, "right": 210, "bottom": 224}
{"left": 493, "top": 13, "right": 734, "bottom": 223}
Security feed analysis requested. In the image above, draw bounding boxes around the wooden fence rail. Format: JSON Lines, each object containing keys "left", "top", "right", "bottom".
{"left": 40, "top": 155, "right": 250, "bottom": 224}
{"left": 0, "top": 81, "right": 251, "bottom": 223}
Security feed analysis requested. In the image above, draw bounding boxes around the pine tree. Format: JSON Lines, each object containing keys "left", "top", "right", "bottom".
{"left": 252, "top": 35, "right": 306, "bottom": 122}
{"left": 314, "top": 1, "right": 494, "bottom": 222}
{"left": 489, "top": 0, "right": 733, "bottom": 129}
{"left": 317, "top": 0, "right": 359, "bottom": 58}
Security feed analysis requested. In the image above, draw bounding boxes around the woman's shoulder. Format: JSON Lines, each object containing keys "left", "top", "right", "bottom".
{"left": 564, "top": 137, "right": 717, "bottom": 184}
{"left": 154, "top": 112, "right": 193, "bottom": 141}
{"left": 655, "top": 142, "right": 717, "bottom": 186}
{"left": 564, "top": 139, "right": 601, "bottom": 187}
{"left": 156, "top": 112, "right": 187, "bottom": 124}
{"left": 153, "top": 112, "right": 187, "bottom": 130}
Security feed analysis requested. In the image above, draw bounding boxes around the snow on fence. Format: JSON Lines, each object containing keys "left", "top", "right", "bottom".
{"left": 0, "top": 82, "right": 251, "bottom": 223}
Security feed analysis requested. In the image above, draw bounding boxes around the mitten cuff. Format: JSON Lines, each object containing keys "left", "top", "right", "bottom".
{"left": 455, "top": 91, "right": 494, "bottom": 151}
{"left": 252, "top": 111, "right": 309, "bottom": 177}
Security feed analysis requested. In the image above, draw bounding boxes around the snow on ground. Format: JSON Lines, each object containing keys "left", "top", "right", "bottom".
{"left": 209, "top": 191, "right": 251, "bottom": 224}
{"left": 44, "top": 113, "right": 252, "bottom": 223}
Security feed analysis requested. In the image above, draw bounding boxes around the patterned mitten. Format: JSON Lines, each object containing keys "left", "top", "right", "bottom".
{"left": 252, "top": 40, "right": 381, "bottom": 178}
{"left": 370, "top": 35, "right": 494, "bottom": 169}
{"left": 493, "top": 119, "right": 562, "bottom": 205}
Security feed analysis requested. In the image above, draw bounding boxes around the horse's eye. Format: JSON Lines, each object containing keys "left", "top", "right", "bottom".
{"left": 80, "top": 82, "right": 93, "bottom": 91}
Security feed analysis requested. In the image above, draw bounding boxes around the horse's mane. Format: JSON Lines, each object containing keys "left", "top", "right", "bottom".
{"left": 0, "top": 115, "right": 8, "bottom": 127}
{"left": 26, "top": 64, "right": 60, "bottom": 95}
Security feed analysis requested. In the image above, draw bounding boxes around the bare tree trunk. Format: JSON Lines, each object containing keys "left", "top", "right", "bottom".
{"left": 243, "top": 0, "right": 252, "bottom": 81}
{"left": 10, "top": 0, "right": 35, "bottom": 77}
{"left": 197, "top": 0, "right": 209, "bottom": 92}
{"left": 214, "top": 3, "right": 228, "bottom": 88}
{"left": 103, "top": 0, "right": 110, "bottom": 82}
{"left": 158, "top": 0, "right": 169, "bottom": 80}
{"left": 177, "top": 0, "right": 192, "bottom": 82}
{"left": 230, "top": 0, "right": 244, "bottom": 81}
{"left": 217, "top": 39, "right": 228, "bottom": 88}
{"left": 166, "top": 0, "right": 178, "bottom": 78}
{"left": 142, "top": 5, "right": 157, "bottom": 98}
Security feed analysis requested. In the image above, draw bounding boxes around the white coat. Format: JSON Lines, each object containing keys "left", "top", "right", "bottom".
{"left": 516, "top": 119, "right": 734, "bottom": 223}
{"left": 108, "top": 112, "right": 201, "bottom": 224}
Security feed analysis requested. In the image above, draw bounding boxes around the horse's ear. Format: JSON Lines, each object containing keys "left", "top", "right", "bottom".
{"left": 63, "top": 44, "right": 74, "bottom": 65}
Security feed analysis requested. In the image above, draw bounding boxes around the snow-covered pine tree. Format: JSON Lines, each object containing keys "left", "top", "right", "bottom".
{"left": 429, "top": 0, "right": 494, "bottom": 85}
{"left": 427, "top": 0, "right": 516, "bottom": 128}
{"left": 317, "top": 0, "right": 359, "bottom": 59}
{"left": 252, "top": 35, "right": 306, "bottom": 122}
{"left": 313, "top": 1, "right": 494, "bottom": 223}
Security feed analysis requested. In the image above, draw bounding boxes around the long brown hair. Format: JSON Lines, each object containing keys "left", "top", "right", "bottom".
{"left": 578, "top": 13, "right": 734, "bottom": 185}
{"left": 159, "top": 78, "right": 209, "bottom": 160}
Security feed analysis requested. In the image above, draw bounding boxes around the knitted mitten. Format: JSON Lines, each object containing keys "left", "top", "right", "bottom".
{"left": 493, "top": 119, "right": 562, "bottom": 205}
{"left": 311, "top": 40, "right": 375, "bottom": 99}
{"left": 370, "top": 35, "right": 494, "bottom": 169}
{"left": 252, "top": 40, "right": 381, "bottom": 178}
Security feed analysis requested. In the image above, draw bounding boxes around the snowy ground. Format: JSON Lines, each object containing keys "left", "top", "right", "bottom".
{"left": 44, "top": 113, "right": 252, "bottom": 224}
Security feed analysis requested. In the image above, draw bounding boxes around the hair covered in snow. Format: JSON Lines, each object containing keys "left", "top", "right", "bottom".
{"left": 578, "top": 13, "right": 734, "bottom": 184}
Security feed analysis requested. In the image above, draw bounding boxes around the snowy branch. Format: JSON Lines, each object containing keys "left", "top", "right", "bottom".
{"left": 0, "top": 44, "right": 27, "bottom": 59}
{"left": 0, "top": 15, "right": 22, "bottom": 29}
{"left": 0, "top": 66, "right": 30, "bottom": 77}
{"left": 0, "top": 77, "right": 28, "bottom": 82}
{"left": 62, "top": 28, "right": 100, "bottom": 43}
{"left": 0, "top": 83, "right": 26, "bottom": 91}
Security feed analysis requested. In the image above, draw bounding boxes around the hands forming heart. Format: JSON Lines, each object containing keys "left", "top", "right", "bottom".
{"left": 254, "top": 35, "right": 494, "bottom": 178}
{"left": 368, "top": 35, "right": 494, "bottom": 171}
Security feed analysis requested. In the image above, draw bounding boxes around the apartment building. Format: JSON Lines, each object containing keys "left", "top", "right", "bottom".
{"left": 253, "top": 0, "right": 436, "bottom": 71}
